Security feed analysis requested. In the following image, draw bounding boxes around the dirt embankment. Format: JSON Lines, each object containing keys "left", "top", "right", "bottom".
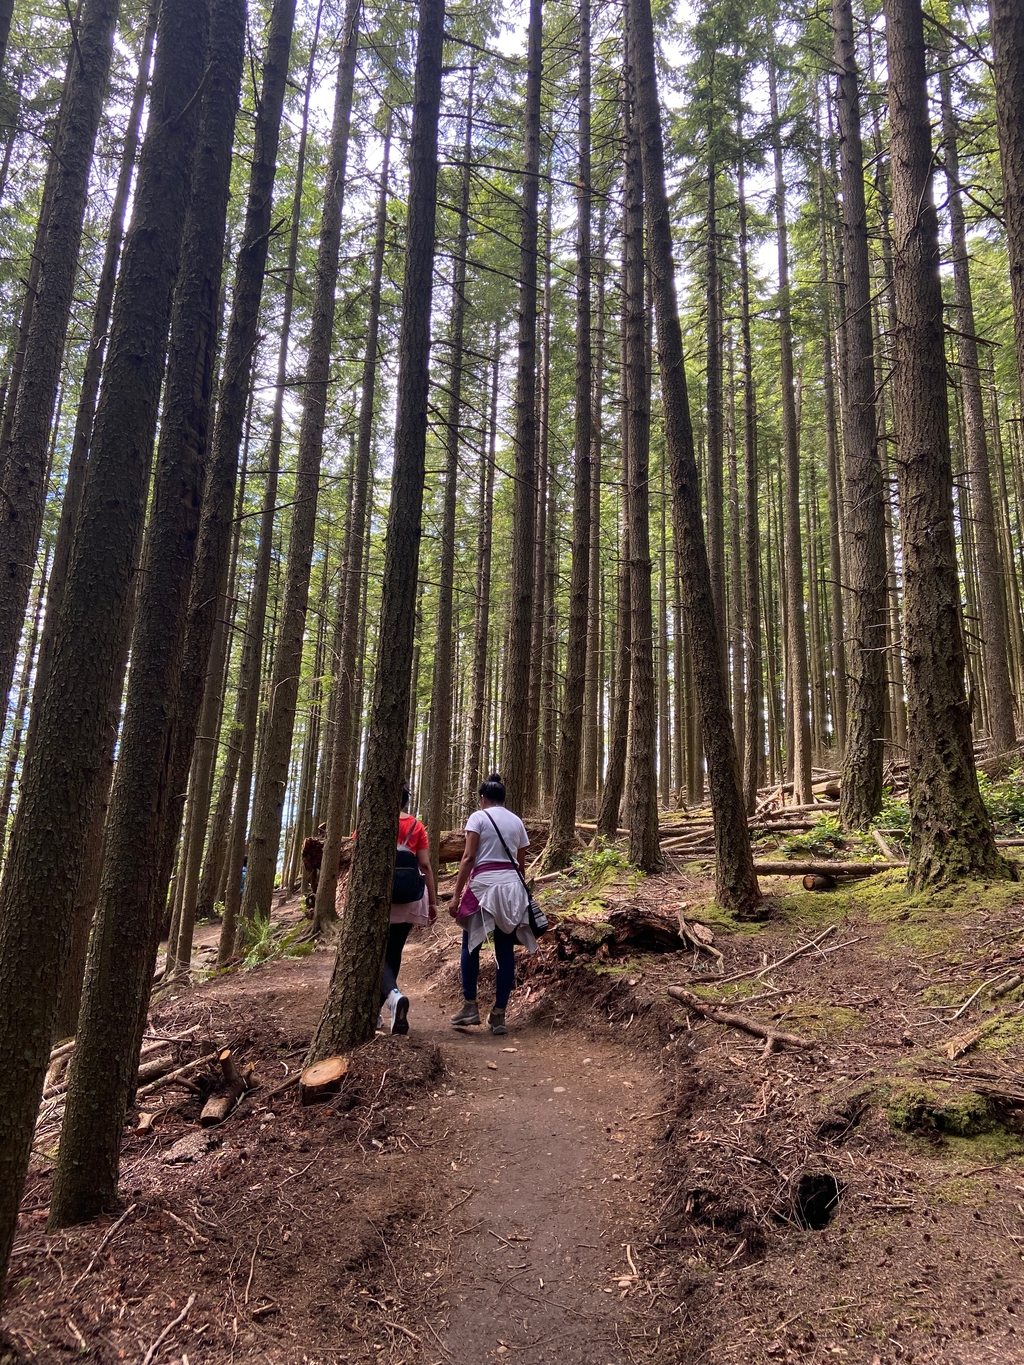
{"left": 5, "top": 868, "right": 1024, "bottom": 1365}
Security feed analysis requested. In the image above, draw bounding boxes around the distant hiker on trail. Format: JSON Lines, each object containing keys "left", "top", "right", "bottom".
{"left": 449, "top": 772, "right": 537, "bottom": 1036}
{"left": 379, "top": 783, "right": 437, "bottom": 1035}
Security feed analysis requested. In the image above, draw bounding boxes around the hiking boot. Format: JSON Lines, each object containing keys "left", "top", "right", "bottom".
{"left": 450, "top": 1000, "right": 481, "bottom": 1027}
{"left": 488, "top": 1008, "right": 507, "bottom": 1036}
{"left": 389, "top": 990, "right": 410, "bottom": 1036}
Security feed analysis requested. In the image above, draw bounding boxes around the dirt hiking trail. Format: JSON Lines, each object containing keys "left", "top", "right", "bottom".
{"left": 399, "top": 942, "right": 666, "bottom": 1364}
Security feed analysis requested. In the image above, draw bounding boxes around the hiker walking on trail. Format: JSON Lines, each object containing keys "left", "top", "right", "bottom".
{"left": 379, "top": 783, "right": 438, "bottom": 1035}
{"left": 449, "top": 773, "right": 538, "bottom": 1036}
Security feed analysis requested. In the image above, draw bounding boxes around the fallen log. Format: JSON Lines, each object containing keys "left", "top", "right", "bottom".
{"left": 667, "top": 986, "right": 814, "bottom": 1053}
{"left": 300, "top": 1055, "right": 349, "bottom": 1105}
{"left": 136, "top": 1050, "right": 220, "bottom": 1100}
{"left": 200, "top": 1049, "right": 249, "bottom": 1126}
{"left": 754, "top": 860, "right": 900, "bottom": 876}
{"left": 802, "top": 873, "right": 838, "bottom": 891}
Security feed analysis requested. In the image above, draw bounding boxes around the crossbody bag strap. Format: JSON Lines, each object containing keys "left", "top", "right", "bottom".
{"left": 483, "top": 811, "right": 531, "bottom": 901}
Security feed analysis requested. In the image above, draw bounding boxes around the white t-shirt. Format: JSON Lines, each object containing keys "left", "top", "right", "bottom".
{"left": 466, "top": 806, "right": 530, "bottom": 869}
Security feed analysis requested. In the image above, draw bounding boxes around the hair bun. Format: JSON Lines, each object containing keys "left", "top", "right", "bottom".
{"left": 487, "top": 771, "right": 502, "bottom": 783}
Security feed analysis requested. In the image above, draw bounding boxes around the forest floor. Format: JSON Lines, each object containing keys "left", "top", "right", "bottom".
{"left": 5, "top": 853, "right": 1024, "bottom": 1365}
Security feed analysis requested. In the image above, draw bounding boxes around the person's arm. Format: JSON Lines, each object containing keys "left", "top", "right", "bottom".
{"left": 451, "top": 830, "right": 480, "bottom": 915}
{"left": 417, "top": 846, "right": 437, "bottom": 919}
{"left": 518, "top": 845, "right": 528, "bottom": 876}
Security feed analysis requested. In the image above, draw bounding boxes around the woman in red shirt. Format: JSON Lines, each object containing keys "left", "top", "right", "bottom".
{"left": 381, "top": 783, "right": 437, "bottom": 1034}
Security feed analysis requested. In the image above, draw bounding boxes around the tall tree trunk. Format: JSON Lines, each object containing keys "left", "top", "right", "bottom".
{"left": 466, "top": 334, "right": 499, "bottom": 808}
{"left": 833, "top": 0, "right": 888, "bottom": 828}
{"left": 528, "top": 182, "right": 552, "bottom": 810}
{"left": 0, "top": 0, "right": 122, "bottom": 725}
{"left": 597, "top": 332, "right": 631, "bottom": 839}
{"left": 628, "top": 0, "right": 760, "bottom": 915}
{"left": 48, "top": 0, "right": 244, "bottom": 1230}
{"left": 241, "top": 0, "right": 359, "bottom": 924}
{"left": 583, "top": 210, "right": 606, "bottom": 807}
{"left": 622, "top": 57, "right": 660, "bottom": 874}
{"left": 308, "top": 0, "right": 445, "bottom": 1057}
{"left": 768, "top": 54, "right": 812, "bottom": 806}
{"left": 0, "top": 0, "right": 14, "bottom": 80}
{"left": 705, "top": 162, "right": 726, "bottom": 652}
{"left": 883, "top": 0, "right": 1012, "bottom": 887}
{"left": 940, "top": 59, "right": 1017, "bottom": 752}
{"left": 0, "top": 543, "right": 49, "bottom": 841}
{"left": 500, "top": 0, "right": 542, "bottom": 811}
{"left": 738, "top": 148, "right": 762, "bottom": 812}
{"left": 989, "top": 0, "right": 1024, "bottom": 413}
{"left": 424, "top": 86, "right": 473, "bottom": 873}
{"left": 311, "top": 119, "right": 391, "bottom": 936}
{"left": 24, "top": 3, "right": 157, "bottom": 772}
{"left": 0, "top": 0, "right": 213, "bottom": 1274}
{"left": 544, "top": 0, "right": 591, "bottom": 871}
{"left": 221, "top": 0, "right": 314, "bottom": 960}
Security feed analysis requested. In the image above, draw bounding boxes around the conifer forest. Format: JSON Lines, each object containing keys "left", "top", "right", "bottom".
{"left": 3, "top": 0, "right": 1024, "bottom": 1357}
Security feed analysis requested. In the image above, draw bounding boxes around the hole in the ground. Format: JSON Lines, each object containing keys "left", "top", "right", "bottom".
{"left": 793, "top": 1172, "right": 842, "bottom": 1230}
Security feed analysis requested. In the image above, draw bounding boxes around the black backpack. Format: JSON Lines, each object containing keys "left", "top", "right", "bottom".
{"left": 392, "top": 825, "right": 426, "bottom": 904}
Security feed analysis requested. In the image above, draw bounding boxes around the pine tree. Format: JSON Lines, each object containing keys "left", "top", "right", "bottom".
{"left": 49, "top": 0, "right": 245, "bottom": 1229}
{"left": 627, "top": 0, "right": 761, "bottom": 916}
{"left": 0, "top": 0, "right": 213, "bottom": 1280}
{"left": 0, "top": 0, "right": 122, "bottom": 726}
{"left": 883, "top": 0, "right": 1013, "bottom": 887}
{"left": 308, "top": 0, "right": 446, "bottom": 1057}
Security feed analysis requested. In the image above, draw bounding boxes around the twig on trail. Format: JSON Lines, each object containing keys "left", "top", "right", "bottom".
{"left": 950, "top": 971, "right": 1017, "bottom": 1021}
{"left": 139, "top": 1293, "right": 195, "bottom": 1365}
{"left": 383, "top": 1321, "right": 421, "bottom": 1343}
{"left": 667, "top": 987, "right": 815, "bottom": 1054}
{"left": 278, "top": 1153, "right": 322, "bottom": 1187}
{"left": 244, "top": 1233, "right": 261, "bottom": 1304}
{"left": 446, "top": 1188, "right": 476, "bottom": 1214}
{"left": 707, "top": 924, "right": 838, "bottom": 987}
{"left": 70, "top": 1204, "right": 137, "bottom": 1291}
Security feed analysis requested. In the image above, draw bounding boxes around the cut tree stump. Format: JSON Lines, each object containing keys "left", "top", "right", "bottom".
{"left": 802, "top": 872, "right": 838, "bottom": 891}
{"left": 200, "top": 1049, "right": 249, "bottom": 1126}
{"left": 300, "top": 1055, "right": 349, "bottom": 1105}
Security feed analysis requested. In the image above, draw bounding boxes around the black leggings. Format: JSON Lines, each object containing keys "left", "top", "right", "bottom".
{"left": 381, "top": 922, "right": 413, "bottom": 1002}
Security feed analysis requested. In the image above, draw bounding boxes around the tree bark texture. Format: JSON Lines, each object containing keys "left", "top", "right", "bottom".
{"left": 543, "top": 0, "right": 590, "bottom": 872}
{"left": 627, "top": 0, "right": 761, "bottom": 916}
{"left": 308, "top": 0, "right": 445, "bottom": 1058}
{"left": 989, "top": 0, "right": 1024, "bottom": 412}
{"left": 0, "top": 0, "right": 212, "bottom": 1277}
{"left": 466, "top": 335, "right": 499, "bottom": 809}
{"left": 48, "top": 0, "right": 244, "bottom": 1229}
{"left": 311, "top": 121, "right": 391, "bottom": 935}
{"left": 423, "top": 90, "right": 472, "bottom": 873}
{"left": 768, "top": 55, "right": 813, "bottom": 807}
{"left": 500, "top": 0, "right": 542, "bottom": 812}
{"left": 622, "top": 61, "right": 660, "bottom": 874}
{"left": 833, "top": 0, "right": 888, "bottom": 829}
{"left": 738, "top": 151, "right": 762, "bottom": 812}
{"left": 0, "top": 0, "right": 122, "bottom": 726}
{"left": 240, "top": 0, "right": 359, "bottom": 925}
{"left": 940, "top": 60, "right": 1017, "bottom": 753}
{"left": 883, "top": 0, "right": 1013, "bottom": 888}
{"left": 223, "top": 1, "right": 316, "bottom": 956}
{"left": 24, "top": 3, "right": 157, "bottom": 774}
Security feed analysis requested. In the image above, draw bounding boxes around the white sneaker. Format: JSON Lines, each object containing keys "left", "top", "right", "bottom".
{"left": 387, "top": 987, "right": 410, "bottom": 1035}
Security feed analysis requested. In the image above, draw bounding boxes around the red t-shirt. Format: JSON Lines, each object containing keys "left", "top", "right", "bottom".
{"left": 398, "top": 814, "right": 428, "bottom": 853}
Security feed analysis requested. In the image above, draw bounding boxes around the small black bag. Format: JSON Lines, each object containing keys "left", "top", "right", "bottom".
{"left": 392, "top": 838, "right": 426, "bottom": 904}
{"left": 483, "top": 812, "right": 549, "bottom": 936}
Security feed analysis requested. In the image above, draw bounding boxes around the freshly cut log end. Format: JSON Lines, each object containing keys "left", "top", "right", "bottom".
{"left": 300, "top": 1055, "right": 349, "bottom": 1105}
{"left": 803, "top": 873, "right": 838, "bottom": 891}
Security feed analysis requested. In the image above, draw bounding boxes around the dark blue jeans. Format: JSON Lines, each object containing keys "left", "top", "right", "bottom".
{"left": 381, "top": 922, "right": 413, "bottom": 1002}
{"left": 461, "top": 927, "right": 517, "bottom": 1008}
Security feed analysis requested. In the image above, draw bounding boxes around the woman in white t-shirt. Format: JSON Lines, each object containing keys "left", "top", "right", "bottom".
{"left": 449, "top": 773, "right": 537, "bottom": 1035}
